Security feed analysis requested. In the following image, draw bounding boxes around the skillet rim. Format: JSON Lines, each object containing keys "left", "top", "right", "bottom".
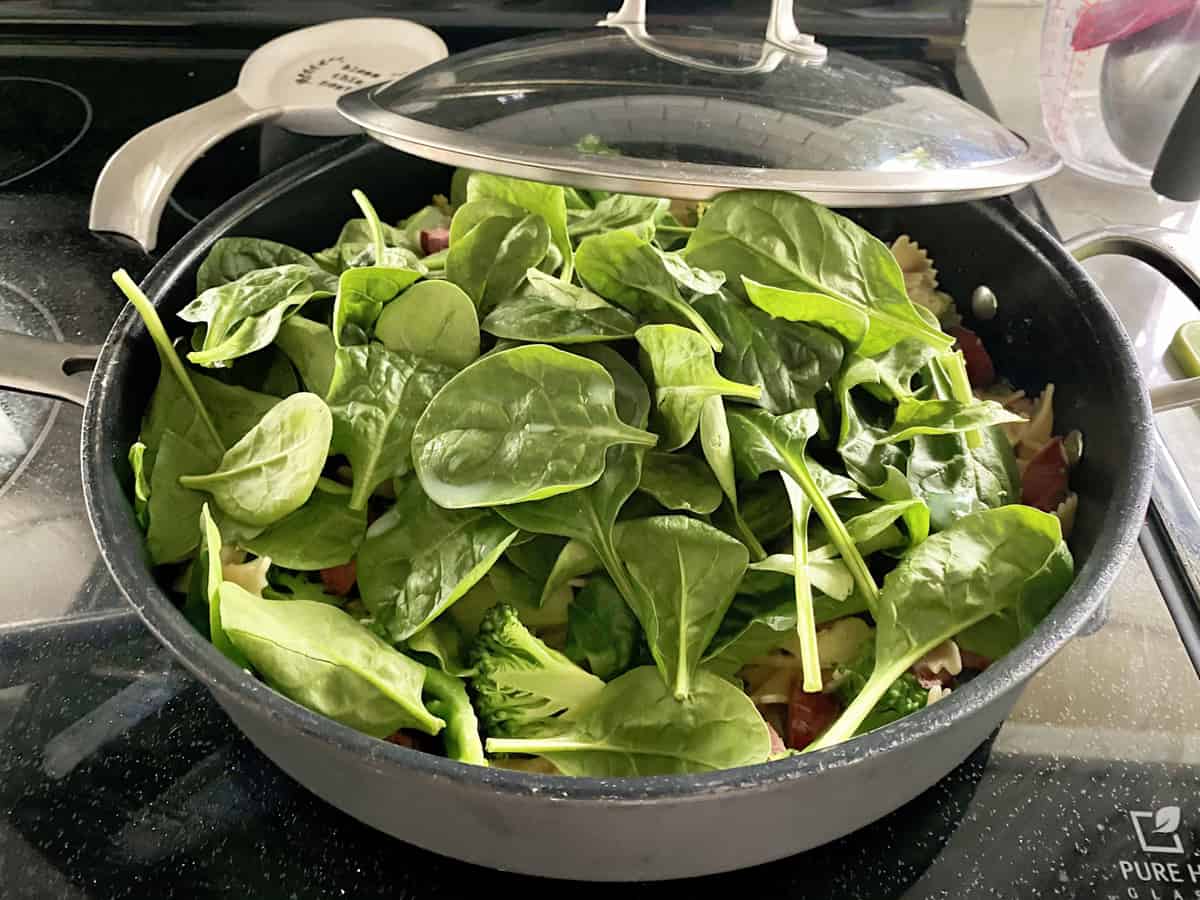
{"left": 81, "top": 136, "right": 1155, "bottom": 803}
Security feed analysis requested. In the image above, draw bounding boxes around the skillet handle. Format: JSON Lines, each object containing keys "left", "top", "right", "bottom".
{"left": 0, "top": 331, "right": 100, "bottom": 407}
{"left": 1065, "top": 225, "right": 1200, "bottom": 414}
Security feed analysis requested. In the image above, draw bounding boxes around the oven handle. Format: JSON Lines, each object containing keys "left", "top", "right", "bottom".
{"left": 1066, "top": 225, "right": 1200, "bottom": 413}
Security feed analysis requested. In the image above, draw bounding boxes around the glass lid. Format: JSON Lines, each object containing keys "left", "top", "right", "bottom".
{"left": 337, "top": 0, "right": 1061, "bottom": 205}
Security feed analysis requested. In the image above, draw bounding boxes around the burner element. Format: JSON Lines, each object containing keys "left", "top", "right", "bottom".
{"left": 0, "top": 77, "right": 92, "bottom": 187}
{"left": 0, "top": 280, "right": 60, "bottom": 496}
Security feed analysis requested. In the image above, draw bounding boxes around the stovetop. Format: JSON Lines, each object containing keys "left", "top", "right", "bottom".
{"left": 2, "top": 25, "right": 1200, "bottom": 900}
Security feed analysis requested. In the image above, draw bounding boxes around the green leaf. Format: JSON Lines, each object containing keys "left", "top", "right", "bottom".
{"left": 374, "top": 280, "right": 480, "bottom": 370}
{"left": 128, "top": 442, "right": 150, "bottom": 529}
{"left": 809, "top": 506, "right": 1071, "bottom": 750}
{"left": 486, "top": 666, "right": 771, "bottom": 775}
{"left": 565, "top": 574, "right": 641, "bottom": 681}
{"left": 274, "top": 315, "right": 336, "bottom": 396}
{"left": 358, "top": 477, "right": 520, "bottom": 642}
{"left": 567, "top": 194, "right": 667, "bottom": 241}
{"left": 447, "top": 203, "right": 550, "bottom": 312}
{"left": 189, "top": 504, "right": 249, "bottom": 666}
{"left": 264, "top": 570, "right": 342, "bottom": 605}
{"left": 180, "top": 393, "right": 332, "bottom": 528}
{"left": 693, "top": 290, "right": 844, "bottom": 415}
{"left": 466, "top": 172, "right": 574, "bottom": 281}
{"left": 406, "top": 618, "right": 474, "bottom": 677}
{"left": 615, "top": 515, "right": 748, "bottom": 699}
{"left": 882, "top": 397, "right": 1024, "bottom": 445}
{"left": 242, "top": 478, "right": 366, "bottom": 570}
{"left": 726, "top": 407, "right": 878, "bottom": 606}
{"left": 331, "top": 265, "right": 423, "bottom": 347}
{"left": 314, "top": 216, "right": 414, "bottom": 274}
{"left": 481, "top": 269, "right": 638, "bottom": 344}
{"left": 540, "top": 538, "right": 602, "bottom": 606}
{"left": 146, "top": 430, "right": 219, "bottom": 564}
{"left": 637, "top": 450, "right": 722, "bottom": 514}
{"left": 180, "top": 265, "right": 334, "bottom": 367}
{"left": 780, "top": 471, "right": 821, "bottom": 691}
{"left": 576, "top": 229, "right": 725, "bottom": 351}
{"left": 412, "top": 345, "right": 657, "bottom": 509}
{"left": 220, "top": 583, "right": 444, "bottom": 738}
{"left": 196, "top": 237, "right": 326, "bottom": 293}
{"left": 325, "top": 344, "right": 456, "bottom": 510}
{"left": 684, "top": 190, "right": 952, "bottom": 355}
{"left": 635, "top": 324, "right": 761, "bottom": 450}
{"left": 699, "top": 396, "right": 766, "bottom": 560}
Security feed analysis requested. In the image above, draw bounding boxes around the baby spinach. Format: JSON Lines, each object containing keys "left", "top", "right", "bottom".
{"left": 466, "top": 172, "right": 573, "bottom": 281}
{"left": 196, "top": 237, "right": 325, "bottom": 293}
{"left": 412, "top": 345, "right": 656, "bottom": 509}
{"left": 726, "top": 407, "right": 878, "bottom": 606}
{"left": 565, "top": 574, "right": 641, "bottom": 680}
{"left": 128, "top": 442, "right": 150, "bottom": 529}
{"left": 407, "top": 618, "right": 474, "bottom": 677}
{"left": 485, "top": 666, "right": 771, "bottom": 775}
{"left": 220, "top": 584, "right": 444, "bottom": 738}
{"left": 447, "top": 201, "right": 550, "bottom": 311}
{"left": 576, "top": 229, "right": 725, "bottom": 351}
{"left": 567, "top": 194, "right": 667, "bottom": 241}
{"left": 882, "top": 397, "right": 1024, "bottom": 445}
{"left": 700, "top": 396, "right": 766, "bottom": 560}
{"left": 358, "top": 477, "right": 520, "bottom": 642}
{"left": 480, "top": 269, "right": 638, "bottom": 344}
{"left": 188, "top": 504, "right": 248, "bottom": 666}
{"left": 314, "top": 215, "right": 412, "bottom": 274}
{"left": 181, "top": 264, "right": 335, "bottom": 367}
{"left": 809, "top": 506, "right": 1071, "bottom": 750}
{"left": 615, "top": 515, "right": 749, "bottom": 699}
{"left": 274, "top": 315, "right": 336, "bottom": 396}
{"left": 540, "top": 538, "right": 603, "bottom": 607}
{"left": 242, "top": 478, "right": 366, "bottom": 570}
{"left": 331, "top": 265, "right": 424, "bottom": 347}
{"left": 325, "top": 344, "right": 456, "bottom": 510}
{"left": 374, "top": 280, "right": 480, "bottom": 370}
{"left": 635, "top": 324, "right": 761, "bottom": 450}
{"left": 146, "top": 430, "right": 218, "bottom": 564}
{"left": 180, "top": 392, "right": 332, "bottom": 528}
{"left": 780, "top": 471, "right": 821, "bottom": 691}
{"left": 637, "top": 450, "right": 722, "bottom": 514}
{"left": 684, "top": 191, "right": 952, "bottom": 355}
{"left": 693, "top": 290, "right": 844, "bottom": 415}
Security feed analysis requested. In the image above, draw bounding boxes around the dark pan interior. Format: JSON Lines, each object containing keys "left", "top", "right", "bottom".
{"left": 82, "top": 137, "right": 1153, "bottom": 800}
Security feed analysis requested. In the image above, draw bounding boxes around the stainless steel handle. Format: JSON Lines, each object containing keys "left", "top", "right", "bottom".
{"left": 599, "top": 0, "right": 827, "bottom": 74}
{"left": 0, "top": 331, "right": 101, "bottom": 407}
{"left": 1066, "top": 225, "right": 1200, "bottom": 414}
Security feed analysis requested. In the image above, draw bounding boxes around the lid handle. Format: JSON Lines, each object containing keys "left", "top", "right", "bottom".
{"left": 599, "top": 0, "right": 827, "bottom": 73}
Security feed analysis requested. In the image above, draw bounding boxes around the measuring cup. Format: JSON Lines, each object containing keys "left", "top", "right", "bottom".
{"left": 89, "top": 18, "right": 447, "bottom": 252}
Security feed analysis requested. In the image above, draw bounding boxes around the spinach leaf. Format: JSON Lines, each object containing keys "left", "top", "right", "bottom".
{"left": 495, "top": 344, "right": 650, "bottom": 610}
{"left": 187, "top": 504, "right": 249, "bottom": 666}
{"left": 146, "top": 430, "right": 219, "bottom": 564}
{"left": 565, "top": 574, "right": 641, "bottom": 680}
{"left": 576, "top": 229, "right": 725, "bottom": 351}
{"left": 242, "top": 478, "right": 366, "bottom": 570}
{"left": 567, "top": 194, "right": 667, "bottom": 241}
{"left": 264, "top": 571, "right": 342, "bottom": 605}
{"left": 180, "top": 265, "right": 335, "bottom": 367}
{"left": 615, "top": 515, "right": 748, "bottom": 699}
{"left": 882, "top": 397, "right": 1024, "bottom": 445}
{"left": 637, "top": 450, "right": 722, "bottom": 514}
{"left": 325, "top": 344, "right": 456, "bottom": 510}
{"left": 684, "top": 191, "right": 952, "bottom": 355}
{"left": 486, "top": 666, "right": 771, "bottom": 775}
{"left": 814, "top": 497, "right": 930, "bottom": 554}
{"left": 412, "top": 345, "right": 656, "bottom": 509}
{"left": 447, "top": 202, "right": 550, "bottom": 311}
{"left": 481, "top": 269, "right": 638, "bottom": 344}
{"left": 220, "top": 583, "right": 444, "bottom": 738}
{"left": 196, "top": 237, "right": 325, "bottom": 293}
{"left": 726, "top": 407, "right": 878, "bottom": 606}
{"left": 274, "top": 315, "right": 336, "bottom": 396}
{"left": 694, "top": 290, "right": 844, "bottom": 415}
{"left": 314, "top": 218, "right": 413, "bottom": 274}
{"left": 466, "top": 172, "right": 573, "bottom": 281}
{"left": 406, "top": 618, "right": 474, "bottom": 677}
{"left": 422, "top": 667, "right": 487, "bottom": 766}
{"left": 180, "top": 392, "right": 332, "bottom": 528}
{"left": 699, "top": 396, "right": 766, "bottom": 559}
{"left": 505, "top": 534, "right": 568, "bottom": 601}
{"left": 128, "top": 442, "right": 150, "bottom": 529}
{"left": 358, "top": 477, "right": 520, "bottom": 642}
{"left": 635, "top": 324, "right": 761, "bottom": 450}
{"left": 809, "top": 506, "right": 1071, "bottom": 750}
{"left": 374, "top": 280, "right": 480, "bottom": 370}
{"left": 331, "top": 265, "right": 424, "bottom": 347}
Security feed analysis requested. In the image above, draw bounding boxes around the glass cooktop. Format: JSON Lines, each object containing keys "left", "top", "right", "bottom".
{"left": 1, "top": 25, "right": 1198, "bottom": 900}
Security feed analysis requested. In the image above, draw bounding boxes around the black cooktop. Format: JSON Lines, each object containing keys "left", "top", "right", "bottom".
{"left": 1, "top": 28, "right": 1199, "bottom": 900}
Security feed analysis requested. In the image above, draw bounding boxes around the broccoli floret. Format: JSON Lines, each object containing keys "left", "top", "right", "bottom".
{"left": 835, "top": 644, "right": 928, "bottom": 736}
{"left": 468, "top": 604, "right": 604, "bottom": 739}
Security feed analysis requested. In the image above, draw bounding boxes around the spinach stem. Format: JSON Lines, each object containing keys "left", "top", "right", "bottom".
{"left": 352, "top": 188, "right": 386, "bottom": 265}
{"left": 781, "top": 473, "right": 822, "bottom": 693}
{"left": 730, "top": 506, "right": 767, "bottom": 561}
{"left": 112, "top": 269, "right": 225, "bottom": 454}
{"left": 939, "top": 351, "right": 980, "bottom": 450}
{"left": 805, "top": 660, "right": 908, "bottom": 751}
{"left": 788, "top": 460, "right": 878, "bottom": 607}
